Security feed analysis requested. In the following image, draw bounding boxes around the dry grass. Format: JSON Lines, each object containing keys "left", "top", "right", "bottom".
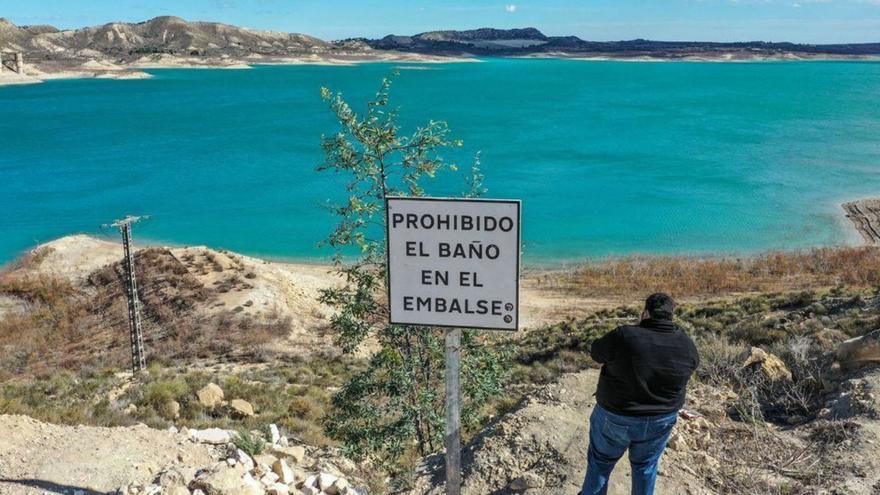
{"left": 0, "top": 248, "right": 291, "bottom": 377}
{"left": 537, "top": 247, "right": 880, "bottom": 298}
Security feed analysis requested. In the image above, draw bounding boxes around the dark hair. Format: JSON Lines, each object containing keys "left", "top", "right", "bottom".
{"left": 645, "top": 293, "right": 675, "bottom": 320}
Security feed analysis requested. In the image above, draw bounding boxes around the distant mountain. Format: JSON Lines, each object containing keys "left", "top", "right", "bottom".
{"left": 2, "top": 18, "right": 878, "bottom": 73}
{"left": 0, "top": 16, "right": 342, "bottom": 60}
{"left": 359, "top": 27, "right": 880, "bottom": 58}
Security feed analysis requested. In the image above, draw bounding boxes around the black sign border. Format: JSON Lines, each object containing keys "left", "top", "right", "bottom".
{"left": 385, "top": 196, "right": 522, "bottom": 332}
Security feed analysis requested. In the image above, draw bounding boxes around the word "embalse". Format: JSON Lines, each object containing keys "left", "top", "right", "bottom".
{"left": 402, "top": 296, "right": 504, "bottom": 315}
{"left": 391, "top": 213, "right": 515, "bottom": 232}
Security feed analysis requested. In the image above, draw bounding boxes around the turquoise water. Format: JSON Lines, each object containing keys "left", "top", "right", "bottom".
{"left": 2, "top": 59, "right": 880, "bottom": 264}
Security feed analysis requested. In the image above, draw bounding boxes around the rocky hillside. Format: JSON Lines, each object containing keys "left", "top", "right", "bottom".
{"left": 408, "top": 348, "right": 880, "bottom": 494}
{"left": 0, "top": 16, "right": 338, "bottom": 61}
{"left": 361, "top": 27, "right": 880, "bottom": 59}
{"left": 0, "top": 411, "right": 369, "bottom": 495}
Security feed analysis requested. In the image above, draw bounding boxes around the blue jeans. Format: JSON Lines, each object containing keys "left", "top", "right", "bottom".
{"left": 580, "top": 405, "right": 678, "bottom": 495}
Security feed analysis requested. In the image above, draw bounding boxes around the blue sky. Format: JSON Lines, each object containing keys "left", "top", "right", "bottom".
{"left": 3, "top": 0, "right": 880, "bottom": 43}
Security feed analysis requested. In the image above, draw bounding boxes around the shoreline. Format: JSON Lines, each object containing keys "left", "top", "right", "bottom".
{"left": 0, "top": 52, "right": 480, "bottom": 87}
{"left": 4, "top": 51, "right": 878, "bottom": 87}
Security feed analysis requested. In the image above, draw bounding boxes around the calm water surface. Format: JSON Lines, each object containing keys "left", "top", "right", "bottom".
{"left": 2, "top": 59, "right": 879, "bottom": 264}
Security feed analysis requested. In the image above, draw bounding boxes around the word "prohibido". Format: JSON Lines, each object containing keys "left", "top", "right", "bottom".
{"left": 391, "top": 213, "right": 515, "bottom": 232}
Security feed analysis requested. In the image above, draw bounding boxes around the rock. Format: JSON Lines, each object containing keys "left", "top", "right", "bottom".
{"left": 271, "top": 445, "right": 305, "bottom": 465}
{"left": 189, "top": 465, "right": 248, "bottom": 495}
{"left": 241, "top": 473, "right": 264, "bottom": 495}
{"left": 269, "top": 424, "right": 281, "bottom": 445}
{"left": 266, "top": 483, "right": 290, "bottom": 495}
{"left": 325, "top": 477, "right": 349, "bottom": 495}
{"left": 836, "top": 329, "right": 880, "bottom": 371}
{"left": 667, "top": 431, "right": 688, "bottom": 451}
{"left": 696, "top": 452, "right": 720, "bottom": 470}
{"left": 235, "top": 449, "right": 255, "bottom": 472}
{"left": 253, "top": 454, "right": 278, "bottom": 475}
{"left": 272, "top": 459, "right": 296, "bottom": 484}
{"left": 190, "top": 428, "right": 232, "bottom": 445}
{"left": 229, "top": 398, "right": 255, "bottom": 418}
{"left": 123, "top": 403, "right": 138, "bottom": 415}
{"left": 260, "top": 472, "right": 280, "bottom": 485}
{"left": 507, "top": 472, "right": 544, "bottom": 492}
{"left": 303, "top": 475, "right": 318, "bottom": 489}
{"left": 299, "top": 487, "right": 320, "bottom": 495}
{"left": 317, "top": 472, "right": 339, "bottom": 491}
{"left": 738, "top": 346, "right": 792, "bottom": 381}
{"left": 159, "top": 466, "right": 197, "bottom": 487}
{"left": 167, "top": 488, "right": 191, "bottom": 495}
{"left": 197, "top": 383, "right": 225, "bottom": 408}
{"left": 162, "top": 400, "right": 181, "bottom": 420}
{"left": 333, "top": 457, "right": 357, "bottom": 474}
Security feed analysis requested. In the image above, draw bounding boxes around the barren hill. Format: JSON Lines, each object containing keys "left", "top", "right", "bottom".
{"left": 0, "top": 16, "right": 468, "bottom": 85}
{"left": 0, "top": 16, "right": 335, "bottom": 60}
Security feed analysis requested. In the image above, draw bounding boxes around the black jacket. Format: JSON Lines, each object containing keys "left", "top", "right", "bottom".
{"left": 592, "top": 318, "right": 699, "bottom": 416}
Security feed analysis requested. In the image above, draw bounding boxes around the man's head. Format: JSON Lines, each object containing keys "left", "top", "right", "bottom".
{"left": 643, "top": 293, "right": 675, "bottom": 320}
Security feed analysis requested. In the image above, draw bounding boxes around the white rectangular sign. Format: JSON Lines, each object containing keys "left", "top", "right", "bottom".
{"left": 386, "top": 197, "right": 521, "bottom": 331}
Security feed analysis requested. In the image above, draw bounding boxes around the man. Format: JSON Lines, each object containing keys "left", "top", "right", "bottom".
{"left": 580, "top": 293, "right": 699, "bottom": 495}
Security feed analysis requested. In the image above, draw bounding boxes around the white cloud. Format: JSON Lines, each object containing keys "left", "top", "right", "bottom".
{"left": 505, "top": 4, "right": 517, "bottom": 13}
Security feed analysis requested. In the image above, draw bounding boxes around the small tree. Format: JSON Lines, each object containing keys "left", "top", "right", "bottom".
{"left": 318, "top": 77, "right": 509, "bottom": 470}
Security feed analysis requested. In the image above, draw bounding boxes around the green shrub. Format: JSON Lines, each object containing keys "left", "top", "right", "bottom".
{"left": 232, "top": 429, "right": 266, "bottom": 456}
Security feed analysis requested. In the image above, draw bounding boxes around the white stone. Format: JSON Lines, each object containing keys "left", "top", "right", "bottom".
{"left": 236, "top": 449, "right": 256, "bottom": 471}
{"left": 317, "top": 473, "right": 339, "bottom": 491}
{"left": 299, "top": 487, "right": 320, "bottom": 495}
{"left": 190, "top": 428, "right": 232, "bottom": 445}
{"left": 242, "top": 473, "right": 264, "bottom": 494}
{"left": 260, "top": 472, "right": 280, "bottom": 485}
{"left": 269, "top": 424, "right": 281, "bottom": 445}
{"left": 303, "top": 475, "right": 318, "bottom": 489}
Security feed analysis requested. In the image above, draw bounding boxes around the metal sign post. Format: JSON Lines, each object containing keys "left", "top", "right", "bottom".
{"left": 445, "top": 328, "right": 462, "bottom": 495}
{"left": 385, "top": 197, "right": 521, "bottom": 495}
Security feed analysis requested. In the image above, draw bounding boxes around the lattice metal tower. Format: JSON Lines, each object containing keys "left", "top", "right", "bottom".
{"left": 106, "top": 215, "right": 148, "bottom": 373}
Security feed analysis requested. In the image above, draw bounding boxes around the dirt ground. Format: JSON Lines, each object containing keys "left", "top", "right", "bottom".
{"left": 0, "top": 415, "right": 212, "bottom": 494}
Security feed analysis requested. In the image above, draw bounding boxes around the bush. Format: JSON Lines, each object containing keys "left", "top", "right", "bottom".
{"left": 232, "top": 430, "right": 266, "bottom": 456}
{"left": 696, "top": 335, "right": 744, "bottom": 386}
